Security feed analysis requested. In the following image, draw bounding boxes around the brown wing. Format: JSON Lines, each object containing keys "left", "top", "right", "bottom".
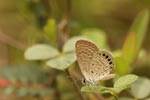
{"left": 75, "top": 40, "right": 115, "bottom": 82}
{"left": 88, "top": 50, "right": 115, "bottom": 81}
{"left": 75, "top": 40, "right": 99, "bottom": 81}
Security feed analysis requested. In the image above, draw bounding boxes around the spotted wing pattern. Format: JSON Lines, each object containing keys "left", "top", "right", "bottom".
{"left": 75, "top": 40, "right": 115, "bottom": 83}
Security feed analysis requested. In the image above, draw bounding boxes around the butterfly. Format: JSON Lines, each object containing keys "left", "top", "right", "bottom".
{"left": 75, "top": 40, "right": 115, "bottom": 85}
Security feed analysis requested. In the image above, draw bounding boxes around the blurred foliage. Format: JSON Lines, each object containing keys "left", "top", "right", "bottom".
{"left": 43, "top": 18, "right": 57, "bottom": 43}
{"left": 25, "top": 44, "right": 59, "bottom": 60}
{"left": 130, "top": 77, "right": 150, "bottom": 99}
{"left": 0, "top": 62, "right": 53, "bottom": 98}
{"left": 0, "top": 0, "right": 150, "bottom": 100}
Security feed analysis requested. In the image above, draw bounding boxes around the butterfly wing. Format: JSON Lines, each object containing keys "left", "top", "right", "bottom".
{"left": 75, "top": 40, "right": 115, "bottom": 83}
{"left": 75, "top": 40, "right": 100, "bottom": 82}
{"left": 89, "top": 50, "right": 115, "bottom": 82}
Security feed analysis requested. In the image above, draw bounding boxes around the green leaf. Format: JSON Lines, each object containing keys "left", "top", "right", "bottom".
{"left": 121, "top": 32, "right": 137, "bottom": 64}
{"left": 43, "top": 18, "right": 57, "bottom": 41}
{"left": 24, "top": 44, "right": 59, "bottom": 60}
{"left": 28, "top": 88, "right": 39, "bottom": 95}
{"left": 129, "top": 9, "right": 149, "bottom": 51}
{"left": 122, "top": 9, "right": 149, "bottom": 64}
{"left": 81, "top": 85, "right": 131, "bottom": 95}
{"left": 4, "top": 86, "right": 15, "bottom": 95}
{"left": 39, "top": 89, "right": 51, "bottom": 97}
{"left": 130, "top": 77, "right": 150, "bottom": 99}
{"left": 81, "top": 28, "right": 108, "bottom": 49}
{"left": 114, "top": 74, "right": 138, "bottom": 88}
{"left": 81, "top": 85, "right": 113, "bottom": 94}
{"left": 46, "top": 53, "right": 76, "bottom": 70}
{"left": 63, "top": 36, "right": 89, "bottom": 52}
{"left": 112, "top": 50, "right": 121, "bottom": 58}
{"left": 111, "top": 86, "right": 130, "bottom": 94}
{"left": 2, "top": 67, "right": 17, "bottom": 83}
{"left": 119, "top": 97, "right": 134, "bottom": 100}
{"left": 17, "top": 87, "right": 28, "bottom": 96}
{"left": 115, "top": 57, "right": 130, "bottom": 75}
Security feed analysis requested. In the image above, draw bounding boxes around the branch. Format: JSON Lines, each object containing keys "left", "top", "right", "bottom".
{"left": 57, "top": 0, "right": 71, "bottom": 50}
{"left": 56, "top": 0, "right": 87, "bottom": 99}
{"left": 93, "top": 93, "right": 106, "bottom": 100}
{"left": 0, "top": 31, "right": 27, "bottom": 50}
{"left": 66, "top": 69, "right": 87, "bottom": 100}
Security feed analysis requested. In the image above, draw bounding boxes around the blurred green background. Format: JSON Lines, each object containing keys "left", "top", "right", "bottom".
{"left": 0, "top": 0, "right": 150, "bottom": 100}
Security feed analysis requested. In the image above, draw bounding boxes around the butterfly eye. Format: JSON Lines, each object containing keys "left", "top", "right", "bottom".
{"left": 82, "top": 79, "right": 86, "bottom": 84}
{"left": 82, "top": 79, "right": 88, "bottom": 85}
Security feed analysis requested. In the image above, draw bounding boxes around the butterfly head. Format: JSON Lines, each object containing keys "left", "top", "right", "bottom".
{"left": 82, "top": 78, "right": 88, "bottom": 85}
{"left": 82, "top": 78, "right": 98, "bottom": 85}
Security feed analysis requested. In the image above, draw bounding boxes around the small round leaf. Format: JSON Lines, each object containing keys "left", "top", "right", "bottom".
{"left": 114, "top": 74, "right": 138, "bottom": 88}
{"left": 81, "top": 85, "right": 113, "bottom": 94}
{"left": 119, "top": 97, "right": 134, "bottom": 100}
{"left": 25, "top": 44, "right": 59, "bottom": 60}
{"left": 81, "top": 28, "right": 108, "bottom": 49}
{"left": 130, "top": 77, "right": 150, "bottom": 99}
{"left": 4, "top": 86, "right": 15, "bottom": 95}
{"left": 17, "top": 87, "right": 28, "bottom": 96}
{"left": 46, "top": 53, "right": 76, "bottom": 70}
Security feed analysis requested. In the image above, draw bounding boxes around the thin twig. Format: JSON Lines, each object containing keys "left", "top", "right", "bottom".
{"left": 93, "top": 93, "right": 106, "bottom": 100}
{"left": 66, "top": 0, "right": 71, "bottom": 18}
{"left": 0, "top": 31, "right": 27, "bottom": 50}
{"left": 51, "top": 70, "right": 61, "bottom": 100}
{"left": 57, "top": 0, "right": 89, "bottom": 100}
{"left": 57, "top": 0, "right": 71, "bottom": 50}
{"left": 66, "top": 69, "right": 87, "bottom": 100}
{"left": 113, "top": 95, "right": 118, "bottom": 100}
{"left": 57, "top": 16, "right": 69, "bottom": 50}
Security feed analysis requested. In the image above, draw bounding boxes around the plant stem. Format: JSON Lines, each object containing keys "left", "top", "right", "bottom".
{"left": 66, "top": 69, "right": 87, "bottom": 100}
{"left": 51, "top": 70, "right": 61, "bottom": 100}
{"left": 57, "top": 0, "right": 87, "bottom": 100}
{"left": 0, "top": 30, "right": 27, "bottom": 50}
{"left": 111, "top": 92, "right": 118, "bottom": 100}
{"left": 93, "top": 93, "right": 106, "bottom": 100}
{"left": 113, "top": 95, "right": 118, "bottom": 100}
{"left": 57, "top": 0, "right": 71, "bottom": 50}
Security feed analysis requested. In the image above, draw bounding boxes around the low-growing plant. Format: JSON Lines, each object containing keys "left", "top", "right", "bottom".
{"left": 0, "top": 2, "right": 149, "bottom": 100}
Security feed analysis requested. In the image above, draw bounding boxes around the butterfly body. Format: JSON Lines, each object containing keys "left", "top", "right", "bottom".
{"left": 75, "top": 40, "right": 115, "bottom": 84}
